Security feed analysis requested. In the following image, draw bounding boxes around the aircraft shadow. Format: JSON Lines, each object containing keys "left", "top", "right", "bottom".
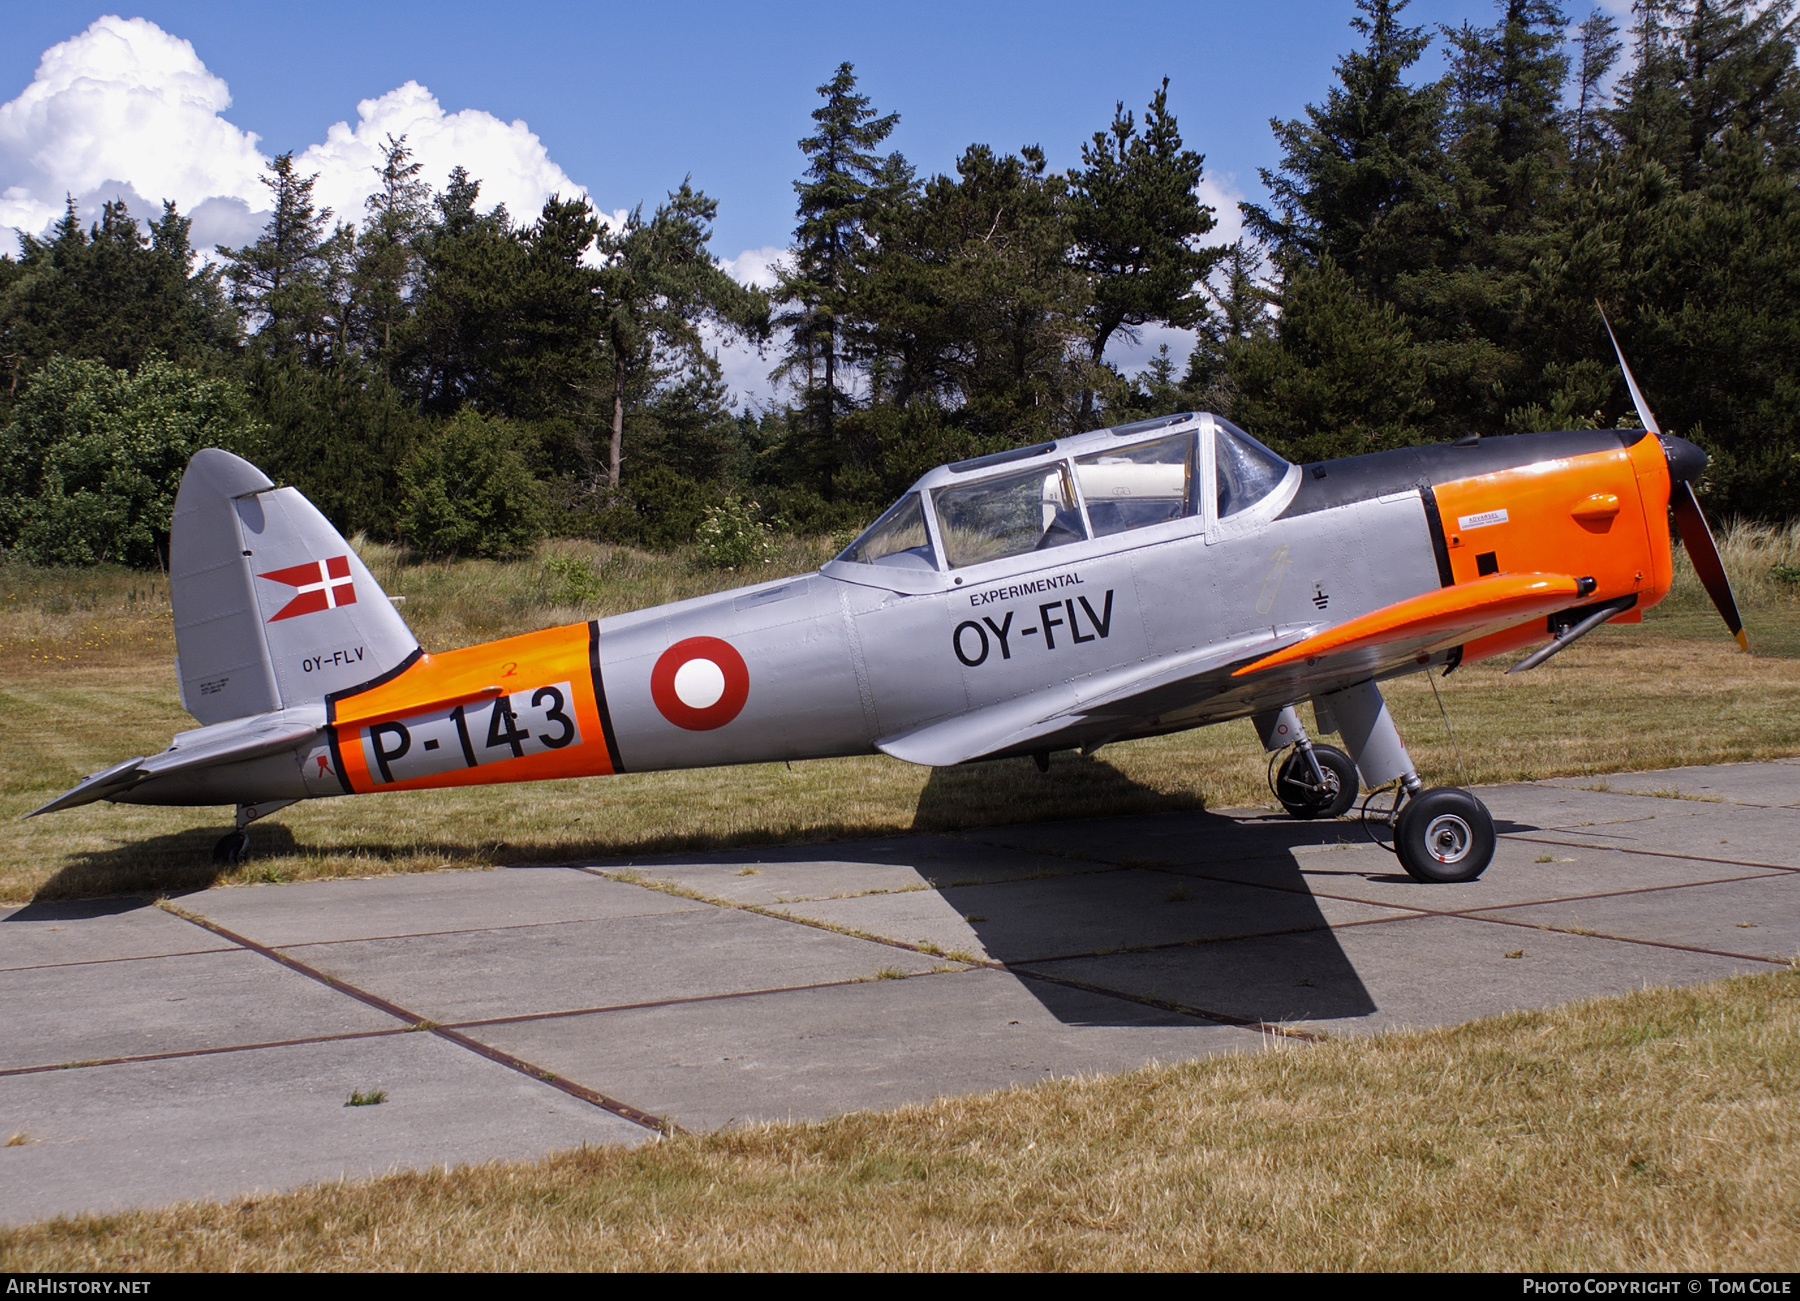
{"left": 911, "top": 756, "right": 1381, "bottom": 1030}
{"left": 26, "top": 824, "right": 303, "bottom": 904}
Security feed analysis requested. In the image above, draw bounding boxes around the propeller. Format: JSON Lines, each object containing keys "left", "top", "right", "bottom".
{"left": 1599, "top": 307, "right": 1748, "bottom": 652}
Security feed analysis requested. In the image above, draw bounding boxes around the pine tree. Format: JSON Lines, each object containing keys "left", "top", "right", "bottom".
{"left": 0, "top": 197, "right": 233, "bottom": 388}
{"left": 402, "top": 168, "right": 527, "bottom": 413}
{"left": 219, "top": 154, "right": 334, "bottom": 359}
{"left": 773, "top": 64, "right": 908, "bottom": 452}
{"left": 1067, "top": 80, "right": 1223, "bottom": 421}
{"left": 593, "top": 182, "right": 768, "bottom": 495}
{"left": 353, "top": 134, "right": 431, "bottom": 368}
{"left": 1245, "top": 0, "right": 1457, "bottom": 298}
{"left": 1571, "top": 9, "right": 1624, "bottom": 180}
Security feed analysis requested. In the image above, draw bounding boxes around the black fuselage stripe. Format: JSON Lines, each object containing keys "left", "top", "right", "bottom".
{"left": 323, "top": 645, "right": 424, "bottom": 723}
{"left": 589, "top": 621, "right": 626, "bottom": 774}
{"left": 1420, "top": 484, "right": 1455, "bottom": 588}
{"left": 323, "top": 724, "right": 352, "bottom": 795}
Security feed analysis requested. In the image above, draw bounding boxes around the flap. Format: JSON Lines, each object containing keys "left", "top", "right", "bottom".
{"left": 877, "top": 625, "right": 1319, "bottom": 767}
{"left": 1232, "top": 572, "right": 1584, "bottom": 678}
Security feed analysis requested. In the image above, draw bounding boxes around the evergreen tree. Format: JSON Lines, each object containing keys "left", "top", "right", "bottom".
{"left": 1570, "top": 8, "right": 1624, "bottom": 180}
{"left": 402, "top": 168, "right": 527, "bottom": 413}
{"left": 0, "top": 198, "right": 233, "bottom": 388}
{"left": 219, "top": 153, "right": 334, "bottom": 359}
{"left": 352, "top": 134, "right": 432, "bottom": 369}
{"left": 773, "top": 64, "right": 909, "bottom": 452}
{"left": 1067, "top": 80, "right": 1223, "bottom": 421}
{"left": 1245, "top": 0, "right": 1458, "bottom": 297}
{"left": 593, "top": 182, "right": 768, "bottom": 495}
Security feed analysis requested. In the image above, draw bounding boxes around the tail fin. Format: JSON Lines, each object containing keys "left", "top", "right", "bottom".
{"left": 170, "top": 449, "right": 419, "bottom": 725}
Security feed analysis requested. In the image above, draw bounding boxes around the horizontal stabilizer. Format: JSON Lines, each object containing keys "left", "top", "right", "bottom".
{"left": 27, "top": 757, "right": 149, "bottom": 817}
{"left": 877, "top": 626, "right": 1319, "bottom": 767}
{"left": 1232, "top": 572, "right": 1585, "bottom": 678}
{"left": 28, "top": 706, "right": 324, "bottom": 817}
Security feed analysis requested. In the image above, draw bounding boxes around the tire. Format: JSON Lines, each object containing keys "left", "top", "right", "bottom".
{"left": 1275, "top": 744, "right": 1359, "bottom": 820}
{"left": 211, "top": 830, "right": 251, "bottom": 866}
{"left": 1394, "top": 788, "right": 1494, "bottom": 883}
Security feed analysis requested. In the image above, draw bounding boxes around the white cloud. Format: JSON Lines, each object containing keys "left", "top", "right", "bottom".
{"left": 718, "top": 244, "right": 786, "bottom": 290}
{"left": 298, "top": 81, "right": 587, "bottom": 234}
{"left": 0, "top": 15, "right": 595, "bottom": 259}
{"left": 0, "top": 16, "right": 266, "bottom": 246}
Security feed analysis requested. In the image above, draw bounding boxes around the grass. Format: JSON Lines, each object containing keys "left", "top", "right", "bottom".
{"left": 3, "top": 524, "right": 1799, "bottom": 905}
{"left": 344, "top": 1090, "right": 387, "bottom": 1108}
{"left": 2, "top": 970, "right": 1795, "bottom": 1271}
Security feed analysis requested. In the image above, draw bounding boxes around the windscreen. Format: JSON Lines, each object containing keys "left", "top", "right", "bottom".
{"left": 934, "top": 464, "right": 1086, "bottom": 568}
{"left": 1214, "top": 418, "right": 1290, "bottom": 518}
{"left": 836, "top": 493, "right": 936, "bottom": 570}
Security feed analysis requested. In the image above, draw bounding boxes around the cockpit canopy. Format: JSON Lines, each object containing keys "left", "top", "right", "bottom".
{"left": 835, "top": 413, "right": 1291, "bottom": 573}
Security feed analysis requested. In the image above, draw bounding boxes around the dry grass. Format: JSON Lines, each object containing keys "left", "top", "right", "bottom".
{"left": 4, "top": 530, "right": 1798, "bottom": 905}
{"left": 3, "top": 970, "right": 1795, "bottom": 1271}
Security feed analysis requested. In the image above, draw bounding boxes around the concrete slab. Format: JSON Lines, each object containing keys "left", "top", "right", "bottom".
{"left": 1540, "top": 760, "right": 1800, "bottom": 808}
{"left": 1174, "top": 842, "right": 1783, "bottom": 914}
{"left": 602, "top": 835, "right": 1090, "bottom": 906}
{"left": 0, "top": 947, "right": 398, "bottom": 1072}
{"left": 270, "top": 906, "right": 946, "bottom": 1026}
{"left": 1502, "top": 800, "right": 1800, "bottom": 869}
{"left": 0, "top": 1029, "right": 646, "bottom": 1225}
{"left": 770, "top": 868, "right": 1407, "bottom": 963}
{"left": 184, "top": 864, "right": 701, "bottom": 949}
{"left": 1, "top": 897, "right": 235, "bottom": 971}
{"left": 1024, "top": 913, "right": 1764, "bottom": 1035}
{"left": 1481, "top": 873, "right": 1800, "bottom": 964}
{"left": 475, "top": 966, "right": 1260, "bottom": 1132}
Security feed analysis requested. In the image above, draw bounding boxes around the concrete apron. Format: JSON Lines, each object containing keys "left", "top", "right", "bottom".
{"left": 3, "top": 758, "right": 1797, "bottom": 1225}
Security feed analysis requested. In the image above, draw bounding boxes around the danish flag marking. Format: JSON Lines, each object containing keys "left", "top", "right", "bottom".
{"left": 259, "top": 556, "right": 358, "bottom": 622}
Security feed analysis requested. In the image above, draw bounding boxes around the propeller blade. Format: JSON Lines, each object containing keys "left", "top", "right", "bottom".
{"left": 1598, "top": 304, "right": 1662, "bottom": 436}
{"left": 1671, "top": 478, "right": 1748, "bottom": 652}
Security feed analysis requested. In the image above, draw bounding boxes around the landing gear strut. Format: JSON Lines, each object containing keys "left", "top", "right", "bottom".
{"left": 1255, "top": 705, "right": 1358, "bottom": 820}
{"left": 1314, "top": 681, "right": 1496, "bottom": 884}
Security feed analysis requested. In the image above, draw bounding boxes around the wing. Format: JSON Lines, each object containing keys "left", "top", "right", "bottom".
{"left": 876, "top": 625, "right": 1322, "bottom": 767}
{"left": 1229, "top": 571, "right": 1584, "bottom": 689}
{"left": 875, "top": 572, "right": 1585, "bottom": 769}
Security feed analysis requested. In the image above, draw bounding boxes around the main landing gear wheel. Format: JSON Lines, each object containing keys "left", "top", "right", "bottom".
{"left": 1393, "top": 788, "right": 1494, "bottom": 883}
{"left": 211, "top": 830, "right": 251, "bottom": 866}
{"left": 1274, "top": 744, "right": 1359, "bottom": 820}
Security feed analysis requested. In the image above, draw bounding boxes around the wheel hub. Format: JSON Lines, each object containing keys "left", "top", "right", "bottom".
{"left": 1424, "top": 813, "right": 1472, "bottom": 863}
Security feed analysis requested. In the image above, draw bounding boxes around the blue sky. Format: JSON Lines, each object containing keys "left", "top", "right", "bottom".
{"left": 1, "top": 0, "right": 1553, "bottom": 256}
{"left": 1, "top": 2, "right": 1627, "bottom": 397}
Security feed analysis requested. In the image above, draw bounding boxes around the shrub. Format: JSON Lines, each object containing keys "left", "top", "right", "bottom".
{"left": 694, "top": 496, "right": 774, "bottom": 570}
{"left": 628, "top": 465, "right": 716, "bottom": 549}
{"left": 544, "top": 554, "right": 606, "bottom": 604}
{"left": 398, "top": 410, "right": 546, "bottom": 560}
{"left": 0, "top": 356, "right": 264, "bottom": 568}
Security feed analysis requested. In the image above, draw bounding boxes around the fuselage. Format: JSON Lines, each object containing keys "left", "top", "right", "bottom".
{"left": 115, "top": 415, "right": 1674, "bottom": 809}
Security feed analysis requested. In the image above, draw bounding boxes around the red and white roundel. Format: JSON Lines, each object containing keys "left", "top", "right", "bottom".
{"left": 650, "top": 637, "right": 750, "bottom": 730}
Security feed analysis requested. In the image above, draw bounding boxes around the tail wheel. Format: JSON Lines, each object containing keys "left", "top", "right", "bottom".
{"left": 1274, "top": 744, "right": 1359, "bottom": 820}
{"left": 211, "top": 830, "right": 251, "bottom": 866}
{"left": 1394, "top": 788, "right": 1494, "bottom": 883}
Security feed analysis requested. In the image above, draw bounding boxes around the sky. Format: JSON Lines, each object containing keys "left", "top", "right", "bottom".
{"left": 0, "top": 1, "right": 1632, "bottom": 402}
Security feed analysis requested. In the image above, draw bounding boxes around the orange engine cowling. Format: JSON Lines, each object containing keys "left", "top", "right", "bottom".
{"left": 1436, "top": 431, "right": 1672, "bottom": 666}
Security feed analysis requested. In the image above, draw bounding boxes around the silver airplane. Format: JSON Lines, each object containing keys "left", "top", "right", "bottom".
{"left": 34, "top": 344, "right": 1745, "bottom": 885}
